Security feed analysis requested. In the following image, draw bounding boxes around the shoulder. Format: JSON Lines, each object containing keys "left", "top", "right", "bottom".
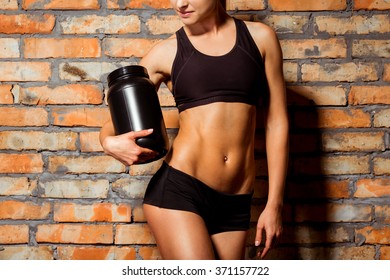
{"left": 139, "top": 34, "right": 178, "bottom": 85}
{"left": 241, "top": 20, "right": 281, "bottom": 59}
{"left": 141, "top": 34, "right": 177, "bottom": 68}
{"left": 147, "top": 34, "right": 177, "bottom": 58}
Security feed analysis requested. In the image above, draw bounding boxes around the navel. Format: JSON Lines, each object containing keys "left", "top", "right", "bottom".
{"left": 223, "top": 156, "right": 228, "bottom": 162}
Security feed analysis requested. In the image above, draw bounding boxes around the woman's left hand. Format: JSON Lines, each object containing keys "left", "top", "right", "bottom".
{"left": 254, "top": 205, "right": 283, "bottom": 259}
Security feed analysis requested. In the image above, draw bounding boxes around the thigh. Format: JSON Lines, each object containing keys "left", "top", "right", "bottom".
{"left": 143, "top": 204, "right": 215, "bottom": 260}
{"left": 211, "top": 230, "right": 248, "bottom": 260}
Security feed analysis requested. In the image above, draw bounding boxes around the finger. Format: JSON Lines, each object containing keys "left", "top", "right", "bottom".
{"left": 129, "top": 128, "right": 154, "bottom": 139}
{"left": 255, "top": 226, "right": 263, "bottom": 247}
{"left": 260, "top": 246, "right": 270, "bottom": 259}
{"left": 260, "top": 235, "right": 274, "bottom": 259}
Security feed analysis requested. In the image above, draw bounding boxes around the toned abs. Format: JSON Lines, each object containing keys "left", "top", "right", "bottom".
{"left": 165, "top": 102, "right": 257, "bottom": 195}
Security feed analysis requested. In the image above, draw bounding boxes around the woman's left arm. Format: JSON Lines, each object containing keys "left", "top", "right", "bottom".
{"left": 252, "top": 24, "right": 289, "bottom": 259}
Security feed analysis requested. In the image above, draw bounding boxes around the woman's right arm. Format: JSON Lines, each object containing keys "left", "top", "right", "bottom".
{"left": 99, "top": 120, "right": 156, "bottom": 165}
{"left": 99, "top": 37, "right": 175, "bottom": 165}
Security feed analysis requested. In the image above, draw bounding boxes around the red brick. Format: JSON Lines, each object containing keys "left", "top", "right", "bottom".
{"left": 286, "top": 180, "right": 350, "bottom": 199}
{"left": 259, "top": 246, "right": 375, "bottom": 260}
{"left": 287, "top": 86, "right": 347, "bottom": 106}
{"left": 39, "top": 179, "right": 109, "bottom": 199}
{"left": 80, "top": 131, "right": 103, "bottom": 152}
{"left": 315, "top": 15, "right": 390, "bottom": 35}
{"left": 0, "top": 200, "right": 50, "bottom": 220}
{"left": 138, "top": 246, "right": 162, "bottom": 260}
{"left": 23, "top": 0, "right": 100, "bottom": 9}
{"left": 20, "top": 84, "right": 103, "bottom": 105}
{"left": 280, "top": 225, "right": 350, "bottom": 244}
{"left": 302, "top": 62, "right": 378, "bottom": 82}
{"left": 0, "top": 225, "right": 29, "bottom": 244}
{"left": 269, "top": 0, "right": 346, "bottom": 11}
{"left": 48, "top": 155, "right": 125, "bottom": 174}
{"left": 227, "top": 0, "right": 266, "bottom": 10}
{"left": 36, "top": 224, "right": 113, "bottom": 244}
{"left": 356, "top": 226, "right": 390, "bottom": 244}
{"left": 376, "top": 206, "right": 390, "bottom": 223}
{"left": 51, "top": 107, "right": 109, "bottom": 127}
{"left": 252, "top": 179, "right": 268, "bottom": 199}
{"left": 255, "top": 158, "right": 268, "bottom": 177}
{"left": 384, "top": 64, "right": 390, "bottom": 82}
{"left": 281, "top": 38, "right": 347, "bottom": 59}
{"left": 374, "top": 109, "right": 390, "bottom": 127}
{"left": 129, "top": 159, "right": 165, "bottom": 176}
{"left": 60, "top": 62, "right": 127, "bottom": 81}
{"left": 146, "top": 15, "right": 183, "bottom": 35}
{"left": 158, "top": 87, "right": 176, "bottom": 107}
{"left": 0, "top": 38, "right": 19, "bottom": 58}
{"left": 0, "top": 62, "right": 51, "bottom": 82}
{"left": 133, "top": 206, "right": 146, "bottom": 222}
{"left": 0, "top": 177, "right": 37, "bottom": 196}
{"left": 0, "top": 0, "right": 18, "bottom": 9}
{"left": 24, "top": 38, "right": 101, "bottom": 58}
{"left": 0, "top": 84, "right": 14, "bottom": 104}
{"left": 355, "top": 179, "right": 390, "bottom": 198}
{"left": 373, "top": 157, "right": 390, "bottom": 175}
{"left": 54, "top": 202, "right": 131, "bottom": 222}
{"left": 57, "top": 246, "right": 136, "bottom": 260}
{"left": 107, "top": 0, "right": 171, "bottom": 9}
{"left": 289, "top": 133, "right": 319, "bottom": 153}
{"left": 103, "top": 38, "right": 161, "bottom": 58}
{"left": 353, "top": 39, "right": 390, "bottom": 58}
{"left": 380, "top": 247, "right": 390, "bottom": 260}
{"left": 283, "top": 62, "right": 298, "bottom": 83}
{"left": 262, "top": 15, "right": 309, "bottom": 34}
{"left": 0, "top": 246, "right": 54, "bottom": 260}
{"left": 0, "top": 131, "right": 77, "bottom": 151}
{"left": 322, "top": 132, "right": 385, "bottom": 152}
{"left": 0, "top": 14, "right": 55, "bottom": 34}
{"left": 295, "top": 203, "right": 372, "bottom": 222}
{"left": 0, "top": 154, "right": 44, "bottom": 173}
{"left": 295, "top": 109, "right": 371, "bottom": 128}
{"left": 60, "top": 15, "right": 140, "bottom": 34}
{"left": 0, "top": 107, "right": 48, "bottom": 126}
{"left": 115, "top": 224, "right": 155, "bottom": 244}
{"left": 349, "top": 86, "right": 390, "bottom": 105}
{"left": 354, "top": 0, "right": 390, "bottom": 10}
{"left": 295, "top": 155, "right": 370, "bottom": 175}
{"left": 112, "top": 177, "right": 148, "bottom": 199}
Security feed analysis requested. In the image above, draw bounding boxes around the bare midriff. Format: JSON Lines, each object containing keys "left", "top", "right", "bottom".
{"left": 164, "top": 102, "right": 257, "bottom": 195}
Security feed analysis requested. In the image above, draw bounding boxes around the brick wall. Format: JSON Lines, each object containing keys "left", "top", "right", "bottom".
{"left": 0, "top": 0, "right": 389, "bottom": 260}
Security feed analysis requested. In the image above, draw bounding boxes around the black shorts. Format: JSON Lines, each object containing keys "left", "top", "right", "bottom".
{"left": 143, "top": 162, "right": 253, "bottom": 235}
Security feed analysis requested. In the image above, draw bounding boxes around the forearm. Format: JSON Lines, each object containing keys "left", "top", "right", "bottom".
{"left": 265, "top": 120, "right": 289, "bottom": 209}
{"left": 99, "top": 120, "right": 115, "bottom": 149}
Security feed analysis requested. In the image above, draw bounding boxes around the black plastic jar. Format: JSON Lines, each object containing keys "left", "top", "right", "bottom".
{"left": 107, "top": 65, "right": 169, "bottom": 164}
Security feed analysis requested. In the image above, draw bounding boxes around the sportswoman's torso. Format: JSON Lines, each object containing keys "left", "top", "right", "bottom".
{"left": 141, "top": 17, "right": 267, "bottom": 194}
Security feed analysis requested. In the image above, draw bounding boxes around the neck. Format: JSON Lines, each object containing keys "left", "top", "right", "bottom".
{"left": 184, "top": 4, "right": 229, "bottom": 35}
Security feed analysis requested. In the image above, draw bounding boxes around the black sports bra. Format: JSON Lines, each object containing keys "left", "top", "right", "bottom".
{"left": 171, "top": 18, "right": 268, "bottom": 113}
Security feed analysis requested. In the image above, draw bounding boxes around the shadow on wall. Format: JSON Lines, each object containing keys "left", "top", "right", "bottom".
{"left": 247, "top": 89, "right": 331, "bottom": 260}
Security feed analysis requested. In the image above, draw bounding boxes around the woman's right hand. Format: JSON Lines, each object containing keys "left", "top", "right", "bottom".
{"left": 101, "top": 128, "right": 158, "bottom": 165}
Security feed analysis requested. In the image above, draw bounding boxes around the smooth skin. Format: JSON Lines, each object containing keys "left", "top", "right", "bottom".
{"left": 100, "top": 0, "right": 288, "bottom": 259}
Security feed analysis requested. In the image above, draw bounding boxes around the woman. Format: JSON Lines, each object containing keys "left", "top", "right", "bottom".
{"left": 100, "top": 0, "right": 288, "bottom": 260}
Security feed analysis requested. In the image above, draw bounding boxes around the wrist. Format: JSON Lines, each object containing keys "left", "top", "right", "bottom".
{"left": 265, "top": 200, "right": 283, "bottom": 212}
{"left": 101, "top": 136, "right": 114, "bottom": 154}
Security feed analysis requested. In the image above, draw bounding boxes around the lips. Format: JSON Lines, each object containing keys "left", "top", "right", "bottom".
{"left": 178, "top": 10, "right": 193, "bottom": 18}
